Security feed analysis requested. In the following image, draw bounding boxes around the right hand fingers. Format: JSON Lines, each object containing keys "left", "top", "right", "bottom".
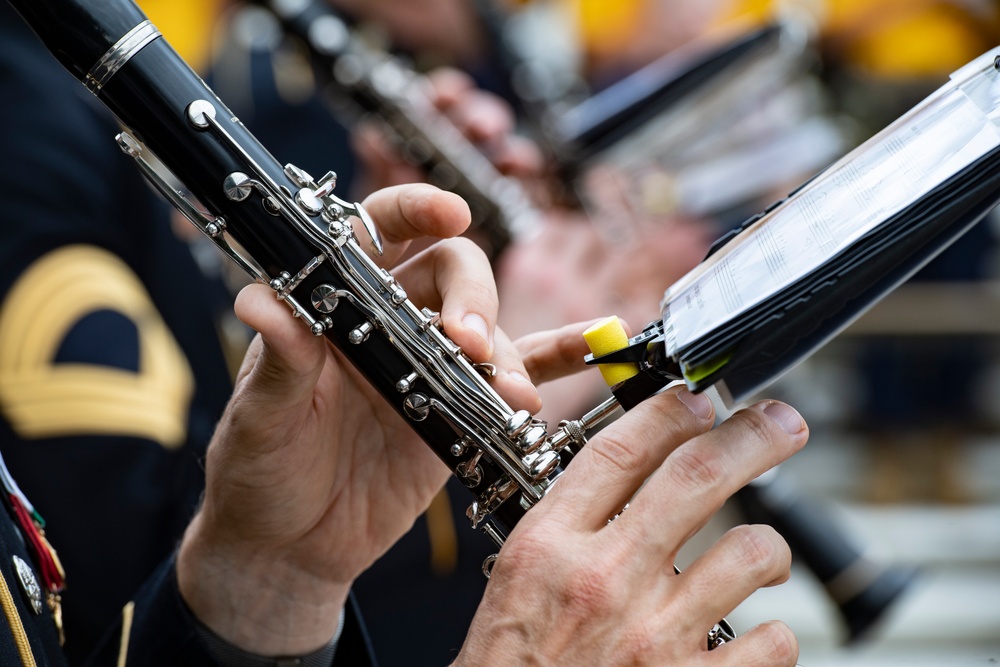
{"left": 537, "top": 394, "right": 807, "bottom": 556}
{"left": 521, "top": 396, "right": 803, "bottom": 664}
{"left": 538, "top": 385, "right": 717, "bottom": 531}
{"left": 708, "top": 620, "right": 799, "bottom": 667}
{"left": 616, "top": 400, "right": 807, "bottom": 563}
{"left": 679, "top": 524, "right": 792, "bottom": 636}
{"left": 513, "top": 319, "right": 601, "bottom": 385}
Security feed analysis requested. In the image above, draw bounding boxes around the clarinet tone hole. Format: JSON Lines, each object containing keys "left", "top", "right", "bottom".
{"left": 311, "top": 284, "right": 340, "bottom": 314}
{"left": 186, "top": 99, "right": 217, "bottom": 129}
{"left": 223, "top": 172, "right": 252, "bottom": 201}
{"left": 403, "top": 393, "right": 431, "bottom": 421}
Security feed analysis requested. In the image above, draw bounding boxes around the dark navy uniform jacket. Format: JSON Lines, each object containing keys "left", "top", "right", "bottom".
{"left": 0, "top": 5, "right": 372, "bottom": 665}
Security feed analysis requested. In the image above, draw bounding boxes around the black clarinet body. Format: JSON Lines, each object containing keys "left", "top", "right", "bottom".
{"left": 736, "top": 474, "right": 917, "bottom": 643}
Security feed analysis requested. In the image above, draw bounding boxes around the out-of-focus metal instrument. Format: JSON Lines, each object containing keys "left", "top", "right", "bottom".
{"left": 554, "top": 20, "right": 851, "bottom": 241}
{"left": 475, "top": 1, "right": 851, "bottom": 222}
{"left": 247, "top": 0, "right": 540, "bottom": 259}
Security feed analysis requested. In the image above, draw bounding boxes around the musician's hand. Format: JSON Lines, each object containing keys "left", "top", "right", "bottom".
{"left": 424, "top": 68, "right": 542, "bottom": 180}
{"left": 352, "top": 68, "right": 543, "bottom": 196}
{"left": 175, "top": 184, "right": 588, "bottom": 656}
{"left": 331, "top": 0, "right": 486, "bottom": 66}
{"left": 496, "top": 208, "right": 715, "bottom": 420}
{"left": 455, "top": 389, "right": 807, "bottom": 667}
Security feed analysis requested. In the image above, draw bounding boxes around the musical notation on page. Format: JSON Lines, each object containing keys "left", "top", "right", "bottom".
{"left": 660, "top": 57, "right": 1000, "bottom": 365}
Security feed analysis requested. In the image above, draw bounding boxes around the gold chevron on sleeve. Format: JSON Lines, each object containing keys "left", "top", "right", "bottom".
{"left": 0, "top": 245, "right": 195, "bottom": 448}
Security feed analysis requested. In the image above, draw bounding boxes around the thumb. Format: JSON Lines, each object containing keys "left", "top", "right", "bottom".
{"left": 232, "top": 283, "right": 328, "bottom": 411}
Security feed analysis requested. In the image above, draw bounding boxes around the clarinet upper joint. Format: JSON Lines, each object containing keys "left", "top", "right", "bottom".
{"left": 114, "top": 130, "right": 268, "bottom": 283}
{"left": 283, "top": 164, "right": 384, "bottom": 256}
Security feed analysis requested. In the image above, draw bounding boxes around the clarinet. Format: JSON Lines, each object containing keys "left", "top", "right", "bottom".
{"left": 247, "top": 0, "right": 540, "bottom": 259}
{"left": 7, "top": 0, "right": 735, "bottom": 650}
{"left": 735, "top": 473, "right": 917, "bottom": 643}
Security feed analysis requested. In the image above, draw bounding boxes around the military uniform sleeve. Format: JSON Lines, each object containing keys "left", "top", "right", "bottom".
{"left": 105, "top": 555, "right": 374, "bottom": 667}
{"left": 0, "top": 488, "right": 67, "bottom": 667}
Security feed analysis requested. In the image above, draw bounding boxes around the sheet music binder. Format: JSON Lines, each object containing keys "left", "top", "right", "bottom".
{"left": 672, "top": 47, "right": 1000, "bottom": 404}
{"left": 589, "top": 47, "right": 1000, "bottom": 408}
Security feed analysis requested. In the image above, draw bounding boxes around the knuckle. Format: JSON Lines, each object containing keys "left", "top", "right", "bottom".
{"left": 502, "top": 524, "right": 626, "bottom": 620}
{"left": 728, "top": 525, "right": 784, "bottom": 579}
{"left": 437, "top": 241, "right": 494, "bottom": 294}
{"left": 496, "top": 523, "right": 549, "bottom": 568}
{"left": 666, "top": 444, "right": 726, "bottom": 492}
{"left": 560, "top": 562, "right": 617, "bottom": 617}
{"left": 455, "top": 282, "right": 496, "bottom": 314}
{"left": 731, "top": 408, "right": 776, "bottom": 446}
{"left": 621, "top": 619, "right": 657, "bottom": 663}
{"left": 647, "top": 393, "right": 710, "bottom": 436}
{"left": 440, "top": 236, "right": 488, "bottom": 264}
{"left": 758, "top": 620, "right": 799, "bottom": 665}
{"left": 589, "top": 431, "right": 649, "bottom": 483}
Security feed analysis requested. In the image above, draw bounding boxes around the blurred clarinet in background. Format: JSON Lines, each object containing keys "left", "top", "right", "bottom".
{"left": 735, "top": 470, "right": 917, "bottom": 643}
{"left": 249, "top": 0, "right": 541, "bottom": 259}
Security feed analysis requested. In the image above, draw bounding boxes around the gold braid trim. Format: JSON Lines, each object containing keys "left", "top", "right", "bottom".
{"left": 0, "top": 568, "right": 37, "bottom": 667}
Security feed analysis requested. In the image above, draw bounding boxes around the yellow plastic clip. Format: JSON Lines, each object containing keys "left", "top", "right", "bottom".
{"left": 583, "top": 316, "right": 640, "bottom": 387}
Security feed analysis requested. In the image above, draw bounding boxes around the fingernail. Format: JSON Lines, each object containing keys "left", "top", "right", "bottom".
{"left": 763, "top": 402, "right": 805, "bottom": 435}
{"left": 462, "top": 313, "right": 491, "bottom": 345}
{"left": 677, "top": 389, "right": 713, "bottom": 420}
{"left": 508, "top": 370, "right": 531, "bottom": 384}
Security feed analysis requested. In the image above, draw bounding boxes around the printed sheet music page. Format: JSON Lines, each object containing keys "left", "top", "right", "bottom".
{"left": 660, "top": 56, "right": 1000, "bottom": 359}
